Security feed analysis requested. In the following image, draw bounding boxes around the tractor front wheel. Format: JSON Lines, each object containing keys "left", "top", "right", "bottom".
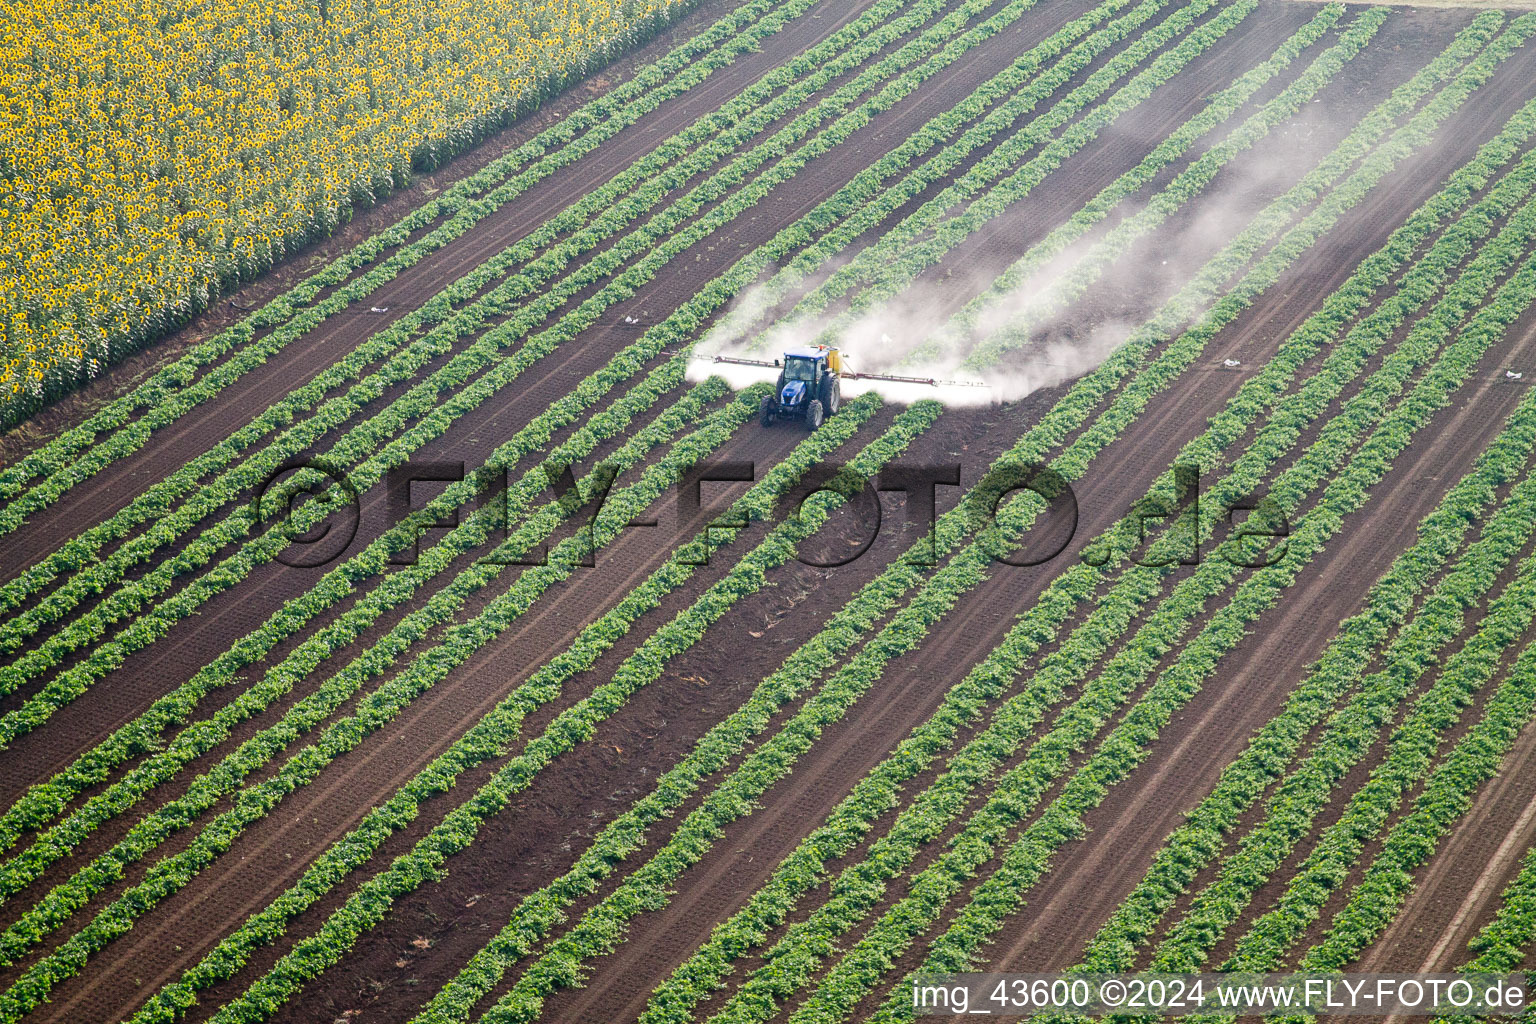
{"left": 806, "top": 399, "right": 824, "bottom": 430}
{"left": 760, "top": 396, "right": 775, "bottom": 427}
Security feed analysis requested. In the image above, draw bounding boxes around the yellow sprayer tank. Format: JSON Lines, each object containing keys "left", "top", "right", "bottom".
{"left": 826, "top": 347, "right": 842, "bottom": 374}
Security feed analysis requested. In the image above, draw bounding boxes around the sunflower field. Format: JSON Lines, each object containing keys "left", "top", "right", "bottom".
{"left": 0, "top": 0, "right": 692, "bottom": 421}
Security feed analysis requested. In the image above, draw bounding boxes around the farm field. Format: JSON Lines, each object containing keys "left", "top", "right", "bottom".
{"left": 6, "top": 0, "right": 1536, "bottom": 1021}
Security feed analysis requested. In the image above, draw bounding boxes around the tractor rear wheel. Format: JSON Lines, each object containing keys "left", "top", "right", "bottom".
{"left": 821, "top": 375, "right": 840, "bottom": 415}
{"left": 807, "top": 399, "right": 824, "bottom": 430}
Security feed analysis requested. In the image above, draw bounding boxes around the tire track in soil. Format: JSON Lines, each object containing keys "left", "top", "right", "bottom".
{"left": 1361, "top": 711, "right": 1536, "bottom": 979}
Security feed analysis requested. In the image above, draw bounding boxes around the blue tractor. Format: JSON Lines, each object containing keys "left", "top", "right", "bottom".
{"left": 756, "top": 346, "right": 842, "bottom": 429}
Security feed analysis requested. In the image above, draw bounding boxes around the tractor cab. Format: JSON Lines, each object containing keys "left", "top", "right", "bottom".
{"left": 781, "top": 351, "right": 823, "bottom": 380}
{"left": 776, "top": 349, "right": 825, "bottom": 409}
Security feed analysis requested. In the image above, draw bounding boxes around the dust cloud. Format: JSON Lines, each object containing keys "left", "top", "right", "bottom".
{"left": 685, "top": 94, "right": 1342, "bottom": 407}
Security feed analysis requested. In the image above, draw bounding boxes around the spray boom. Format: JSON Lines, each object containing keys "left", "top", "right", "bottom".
{"left": 708, "top": 350, "right": 988, "bottom": 390}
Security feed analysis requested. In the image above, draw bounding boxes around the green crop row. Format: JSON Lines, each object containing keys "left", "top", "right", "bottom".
{"left": 1072, "top": 103, "right": 1536, "bottom": 979}
{"left": 666, "top": 127, "right": 1536, "bottom": 1024}
{"left": 944, "top": 6, "right": 1387, "bottom": 367}
{"left": 111, "top": 402, "right": 939, "bottom": 1024}
{"left": 0, "top": 381, "right": 800, "bottom": 1019}
{"left": 865, "top": 184, "right": 1536, "bottom": 1024}
{"left": 790, "top": 0, "right": 1280, "bottom": 352}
